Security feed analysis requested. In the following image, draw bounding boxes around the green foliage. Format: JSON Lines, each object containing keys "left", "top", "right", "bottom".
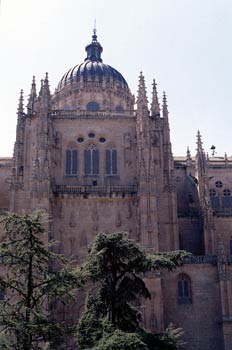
{"left": 139, "top": 324, "right": 185, "bottom": 350}
{"left": 78, "top": 295, "right": 106, "bottom": 349}
{"left": 95, "top": 329, "right": 149, "bottom": 350}
{"left": 77, "top": 232, "right": 188, "bottom": 350}
{"left": 0, "top": 211, "right": 81, "bottom": 350}
{"left": 156, "top": 324, "right": 185, "bottom": 350}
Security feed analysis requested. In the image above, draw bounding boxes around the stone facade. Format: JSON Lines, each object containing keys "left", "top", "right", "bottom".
{"left": 0, "top": 30, "right": 232, "bottom": 350}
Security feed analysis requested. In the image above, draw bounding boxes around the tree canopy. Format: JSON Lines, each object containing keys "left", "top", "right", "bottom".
{"left": 0, "top": 211, "right": 81, "bottom": 350}
{"left": 77, "top": 232, "right": 188, "bottom": 350}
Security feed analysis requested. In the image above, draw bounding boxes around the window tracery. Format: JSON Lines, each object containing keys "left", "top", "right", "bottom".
{"left": 215, "top": 181, "right": 223, "bottom": 188}
{"left": 66, "top": 147, "right": 78, "bottom": 176}
{"left": 85, "top": 144, "right": 99, "bottom": 175}
{"left": 209, "top": 189, "right": 216, "bottom": 196}
{"left": 223, "top": 189, "right": 231, "bottom": 197}
{"left": 106, "top": 148, "right": 117, "bottom": 175}
{"left": 178, "top": 274, "right": 192, "bottom": 304}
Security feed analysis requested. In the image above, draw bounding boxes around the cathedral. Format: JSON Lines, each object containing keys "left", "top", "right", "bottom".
{"left": 0, "top": 29, "right": 232, "bottom": 350}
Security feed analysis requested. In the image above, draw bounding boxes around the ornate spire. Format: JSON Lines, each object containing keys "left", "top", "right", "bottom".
{"left": 186, "top": 146, "right": 192, "bottom": 160}
{"left": 186, "top": 147, "right": 193, "bottom": 167}
{"left": 17, "top": 89, "right": 24, "bottom": 117}
{"left": 196, "top": 131, "right": 207, "bottom": 174}
{"left": 12, "top": 89, "right": 25, "bottom": 187}
{"left": 27, "top": 76, "right": 37, "bottom": 115}
{"left": 136, "top": 72, "right": 148, "bottom": 111}
{"left": 162, "top": 91, "right": 169, "bottom": 118}
{"left": 85, "top": 28, "right": 103, "bottom": 62}
{"left": 39, "top": 73, "right": 51, "bottom": 110}
{"left": 196, "top": 130, "right": 204, "bottom": 153}
{"left": 39, "top": 79, "right": 44, "bottom": 97}
{"left": 151, "top": 79, "right": 160, "bottom": 117}
{"left": 43, "top": 72, "right": 50, "bottom": 96}
{"left": 16, "top": 89, "right": 25, "bottom": 147}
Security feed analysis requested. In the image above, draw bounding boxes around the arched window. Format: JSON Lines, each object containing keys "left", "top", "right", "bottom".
{"left": 106, "top": 149, "right": 117, "bottom": 175}
{"left": 87, "top": 102, "right": 100, "bottom": 112}
{"left": 85, "top": 144, "right": 99, "bottom": 176}
{"left": 66, "top": 147, "right": 78, "bottom": 176}
{"left": 178, "top": 274, "right": 192, "bottom": 304}
{"left": 222, "top": 189, "right": 232, "bottom": 209}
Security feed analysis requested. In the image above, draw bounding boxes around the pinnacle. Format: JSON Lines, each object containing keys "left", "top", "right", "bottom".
{"left": 17, "top": 89, "right": 24, "bottom": 115}
{"left": 44, "top": 72, "right": 49, "bottom": 87}
{"left": 27, "top": 76, "right": 37, "bottom": 114}
{"left": 151, "top": 79, "right": 160, "bottom": 116}
{"left": 137, "top": 71, "right": 148, "bottom": 109}
{"left": 196, "top": 130, "right": 204, "bottom": 154}
{"left": 39, "top": 73, "right": 51, "bottom": 99}
{"left": 197, "top": 130, "right": 202, "bottom": 145}
{"left": 39, "top": 79, "right": 44, "bottom": 94}
{"left": 162, "top": 91, "right": 169, "bottom": 117}
{"left": 186, "top": 146, "right": 192, "bottom": 160}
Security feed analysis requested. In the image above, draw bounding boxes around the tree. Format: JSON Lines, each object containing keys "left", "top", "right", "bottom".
{"left": 77, "top": 232, "right": 188, "bottom": 350}
{"left": 0, "top": 211, "right": 81, "bottom": 350}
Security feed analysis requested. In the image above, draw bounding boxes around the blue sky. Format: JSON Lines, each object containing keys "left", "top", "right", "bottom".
{"left": 0, "top": 0, "right": 231, "bottom": 156}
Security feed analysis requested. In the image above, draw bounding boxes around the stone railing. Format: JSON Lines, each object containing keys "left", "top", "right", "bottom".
{"left": 50, "top": 110, "right": 136, "bottom": 119}
{"left": 214, "top": 209, "right": 232, "bottom": 216}
{"left": 53, "top": 184, "right": 138, "bottom": 196}
{"left": 183, "top": 255, "right": 217, "bottom": 265}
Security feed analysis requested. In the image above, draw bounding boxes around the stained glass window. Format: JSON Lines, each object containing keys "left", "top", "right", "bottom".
{"left": 66, "top": 148, "right": 78, "bottom": 176}
{"left": 178, "top": 274, "right": 192, "bottom": 304}
{"left": 210, "top": 196, "right": 219, "bottom": 210}
{"left": 106, "top": 149, "right": 117, "bottom": 175}
{"left": 87, "top": 102, "right": 100, "bottom": 111}
{"left": 85, "top": 145, "right": 99, "bottom": 176}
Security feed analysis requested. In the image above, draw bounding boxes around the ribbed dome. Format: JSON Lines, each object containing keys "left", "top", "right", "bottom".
{"left": 57, "top": 30, "right": 129, "bottom": 91}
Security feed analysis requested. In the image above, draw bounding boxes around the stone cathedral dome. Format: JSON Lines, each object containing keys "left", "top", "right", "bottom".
{"left": 57, "top": 30, "right": 129, "bottom": 91}
{"left": 53, "top": 30, "right": 134, "bottom": 111}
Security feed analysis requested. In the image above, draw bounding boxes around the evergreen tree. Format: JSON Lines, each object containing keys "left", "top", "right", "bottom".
{"left": 0, "top": 211, "right": 81, "bottom": 350}
{"left": 77, "top": 232, "right": 188, "bottom": 350}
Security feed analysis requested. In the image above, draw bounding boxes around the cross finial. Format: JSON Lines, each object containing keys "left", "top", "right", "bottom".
{"left": 92, "top": 19, "right": 97, "bottom": 41}
{"left": 94, "top": 18, "right": 97, "bottom": 36}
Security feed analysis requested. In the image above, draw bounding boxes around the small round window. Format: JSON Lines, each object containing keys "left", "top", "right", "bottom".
{"left": 215, "top": 181, "right": 223, "bottom": 188}
{"left": 209, "top": 189, "right": 216, "bottom": 197}
{"left": 88, "top": 133, "right": 95, "bottom": 139}
{"left": 99, "top": 137, "right": 106, "bottom": 143}
{"left": 223, "top": 189, "right": 231, "bottom": 196}
{"left": 77, "top": 137, "right": 84, "bottom": 143}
